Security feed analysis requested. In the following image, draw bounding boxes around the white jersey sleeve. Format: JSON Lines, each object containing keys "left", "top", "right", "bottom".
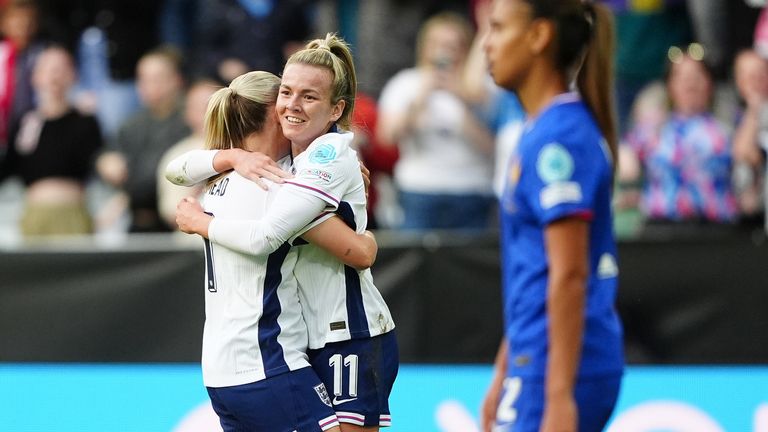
{"left": 208, "top": 133, "right": 359, "bottom": 255}
{"left": 285, "top": 132, "right": 358, "bottom": 207}
{"left": 165, "top": 149, "right": 220, "bottom": 186}
{"left": 208, "top": 189, "right": 327, "bottom": 255}
{"left": 283, "top": 131, "right": 361, "bottom": 237}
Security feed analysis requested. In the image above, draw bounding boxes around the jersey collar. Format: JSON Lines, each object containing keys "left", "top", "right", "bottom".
{"left": 523, "top": 91, "right": 581, "bottom": 132}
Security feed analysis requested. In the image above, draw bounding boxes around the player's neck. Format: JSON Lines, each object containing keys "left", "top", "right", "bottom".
{"left": 517, "top": 63, "right": 568, "bottom": 118}
{"left": 243, "top": 130, "right": 286, "bottom": 161}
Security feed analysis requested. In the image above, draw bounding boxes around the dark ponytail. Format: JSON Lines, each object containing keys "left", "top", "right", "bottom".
{"left": 576, "top": 3, "right": 618, "bottom": 177}
{"left": 523, "top": 0, "right": 618, "bottom": 178}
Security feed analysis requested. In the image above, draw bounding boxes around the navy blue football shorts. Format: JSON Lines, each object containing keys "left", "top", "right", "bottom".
{"left": 206, "top": 366, "right": 339, "bottom": 432}
{"left": 494, "top": 374, "right": 621, "bottom": 432}
{"left": 308, "top": 330, "right": 399, "bottom": 427}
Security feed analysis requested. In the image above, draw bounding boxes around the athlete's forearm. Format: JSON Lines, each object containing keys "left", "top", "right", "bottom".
{"left": 544, "top": 219, "right": 588, "bottom": 400}
{"left": 302, "top": 217, "right": 378, "bottom": 270}
{"left": 165, "top": 149, "right": 220, "bottom": 186}
{"left": 492, "top": 337, "right": 509, "bottom": 379}
{"left": 211, "top": 148, "right": 247, "bottom": 173}
{"left": 209, "top": 186, "right": 328, "bottom": 256}
{"left": 545, "top": 269, "right": 585, "bottom": 398}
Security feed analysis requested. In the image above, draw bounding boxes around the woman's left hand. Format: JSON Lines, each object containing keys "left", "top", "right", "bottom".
{"left": 176, "top": 197, "right": 212, "bottom": 238}
{"left": 540, "top": 393, "right": 578, "bottom": 432}
{"left": 359, "top": 160, "right": 371, "bottom": 203}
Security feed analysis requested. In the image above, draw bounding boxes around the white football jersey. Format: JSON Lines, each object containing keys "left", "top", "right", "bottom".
{"left": 199, "top": 158, "right": 310, "bottom": 388}
{"left": 165, "top": 133, "right": 396, "bottom": 352}
{"left": 285, "top": 131, "right": 395, "bottom": 349}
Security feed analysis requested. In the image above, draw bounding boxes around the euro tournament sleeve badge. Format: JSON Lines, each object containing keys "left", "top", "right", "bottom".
{"left": 309, "top": 143, "right": 337, "bottom": 165}
{"left": 536, "top": 143, "right": 574, "bottom": 184}
{"left": 536, "top": 143, "right": 582, "bottom": 209}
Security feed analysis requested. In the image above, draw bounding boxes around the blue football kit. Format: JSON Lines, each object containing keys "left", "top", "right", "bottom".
{"left": 497, "top": 93, "right": 624, "bottom": 432}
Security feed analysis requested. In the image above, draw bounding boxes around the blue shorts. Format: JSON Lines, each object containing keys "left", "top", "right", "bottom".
{"left": 494, "top": 374, "right": 621, "bottom": 432}
{"left": 308, "top": 331, "right": 399, "bottom": 427}
{"left": 206, "top": 367, "right": 340, "bottom": 432}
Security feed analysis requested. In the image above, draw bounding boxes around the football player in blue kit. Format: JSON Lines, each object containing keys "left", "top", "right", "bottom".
{"left": 481, "top": 1, "right": 624, "bottom": 431}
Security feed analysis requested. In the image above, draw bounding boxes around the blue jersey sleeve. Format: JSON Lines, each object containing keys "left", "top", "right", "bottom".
{"left": 519, "top": 134, "right": 604, "bottom": 226}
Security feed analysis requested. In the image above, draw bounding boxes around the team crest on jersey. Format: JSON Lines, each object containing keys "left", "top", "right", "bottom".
{"left": 309, "top": 143, "right": 337, "bottom": 165}
{"left": 508, "top": 157, "right": 521, "bottom": 186}
{"left": 536, "top": 143, "right": 574, "bottom": 184}
{"left": 314, "top": 383, "right": 333, "bottom": 407}
{"left": 501, "top": 156, "right": 521, "bottom": 213}
{"left": 299, "top": 168, "right": 333, "bottom": 184}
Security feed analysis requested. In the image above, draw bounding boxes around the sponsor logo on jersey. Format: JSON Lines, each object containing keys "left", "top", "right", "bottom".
{"left": 314, "top": 383, "right": 332, "bottom": 407}
{"left": 513, "top": 355, "right": 530, "bottom": 367}
{"left": 299, "top": 168, "right": 333, "bottom": 184}
{"left": 330, "top": 321, "right": 347, "bottom": 331}
{"left": 332, "top": 395, "right": 358, "bottom": 406}
{"left": 309, "top": 143, "right": 337, "bottom": 165}
{"left": 536, "top": 143, "right": 574, "bottom": 184}
{"left": 540, "top": 181, "right": 582, "bottom": 209}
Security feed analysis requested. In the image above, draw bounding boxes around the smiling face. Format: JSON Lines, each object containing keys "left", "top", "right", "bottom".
{"left": 276, "top": 63, "right": 345, "bottom": 151}
{"left": 483, "top": 0, "right": 535, "bottom": 91}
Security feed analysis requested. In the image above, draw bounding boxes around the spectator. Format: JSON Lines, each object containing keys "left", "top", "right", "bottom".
{"left": 755, "top": 0, "right": 768, "bottom": 58}
{"left": 614, "top": 82, "right": 668, "bottom": 238}
{"left": 38, "top": 0, "right": 162, "bottom": 139}
{"left": 0, "top": 45, "right": 102, "bottom": 237}
{"left": 316, "top": 0, "right": 467, "bottom": 98}
{"left": 623, "top": 44, "right": 738, "bottom": 225}
{"left": 156, "top": 78, "right": 219, "bottom": 229}
{"left": 463, "top": 0, "right": 525, "bottom": 201}
{"left": 96, "top": 46, "right": 189, "bottom": 233}
{"left": 732, "top": 49, "right": 768, "bottom": 229}
{"left": 607, "top": 0, "right": 692, "bottom": 134}
{"left": 349, "top": 91, "right": 398, "bottom": 229}
{"left": 194, "top": 0, "right": 310, "bottom": 83}
{"left": 377, "top": 11, "right": 495, "bottom": 230}
{"left": 0, "top": 0, "right": 45, "bottom": 152}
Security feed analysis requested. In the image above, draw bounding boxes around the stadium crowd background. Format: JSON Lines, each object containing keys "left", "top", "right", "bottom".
{"left": 1, "top": 0, "right": 768, "bottom": 238}
{"left": 2, "top": 1, "right": 768, "bottom": 431}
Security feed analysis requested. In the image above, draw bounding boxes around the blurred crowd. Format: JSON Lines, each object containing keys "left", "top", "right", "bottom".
{"left": 0, "top": 0, "right": 767, "bottom": 241}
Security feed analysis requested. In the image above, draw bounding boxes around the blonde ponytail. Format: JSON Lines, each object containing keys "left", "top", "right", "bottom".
{"left": 202, "top": 71, "right": 281, "bottom": 187}
{"left": 286, "top": 33, "right": 357, "bottom": 130}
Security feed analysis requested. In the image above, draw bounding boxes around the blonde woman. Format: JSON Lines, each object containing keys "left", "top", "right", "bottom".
{"left": 171, "top": 34, "right": 398, "bottom": 432}
{"left": 173, "top": 70, "right": 388, "bottom": 432}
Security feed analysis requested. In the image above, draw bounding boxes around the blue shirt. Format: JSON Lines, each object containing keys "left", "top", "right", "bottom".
{"left": 500, "top": 93, "right": 624, "bottom": 378}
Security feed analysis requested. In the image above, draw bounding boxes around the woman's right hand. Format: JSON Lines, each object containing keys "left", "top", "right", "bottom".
{"left": 176, "top": 196, "right": 212, "bottom": 237}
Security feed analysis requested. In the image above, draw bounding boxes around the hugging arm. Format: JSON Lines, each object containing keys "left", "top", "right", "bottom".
{"left": 165, "top": 148, "right": 291, "bottom": 189}
{"left": 206, "top": 187, "right": 328, "bottom": 255}
{"left": 177, "top": 191, "right": 375, "bottom": 269}
{"left": 302, "top": 216, "right": 378, "bottom": 270}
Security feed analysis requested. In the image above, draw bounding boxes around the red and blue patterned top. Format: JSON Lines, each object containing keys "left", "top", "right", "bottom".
{"left": 626, "top": 112, "right": 738, "bottom": 222}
